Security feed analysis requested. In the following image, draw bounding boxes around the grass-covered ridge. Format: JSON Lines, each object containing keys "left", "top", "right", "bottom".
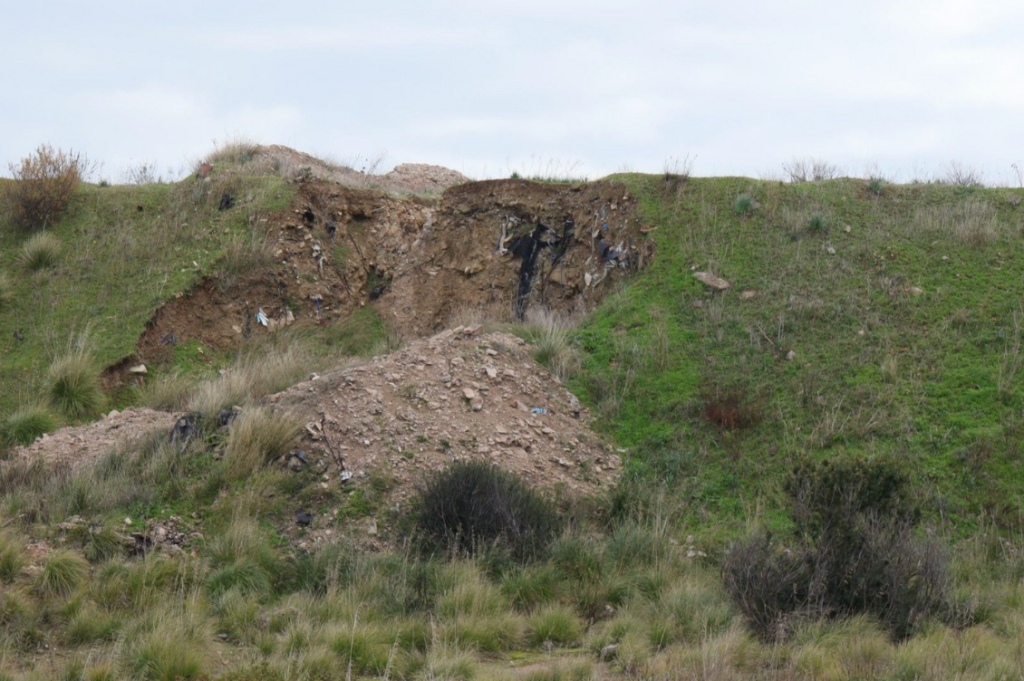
{"left": 0, "top": 173, "right": 295, "bottom": 417}
{"left": 573, "top": 175, "right": 1024, "bottom": 532}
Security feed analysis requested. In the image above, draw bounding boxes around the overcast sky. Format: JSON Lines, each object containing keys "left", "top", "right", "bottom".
{"left": 2, "top": 1, "right": 1023, "bottom": 183}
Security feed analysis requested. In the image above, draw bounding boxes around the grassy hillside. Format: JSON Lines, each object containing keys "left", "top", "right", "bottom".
{"left": 0, "top": 173, "right": 295, "bottom": 417}
{"left": 573, "top": 176, "right": 1024, "bottom": 533}
{"left": 3, "top": 167, "right": 1024, "bottom": 680}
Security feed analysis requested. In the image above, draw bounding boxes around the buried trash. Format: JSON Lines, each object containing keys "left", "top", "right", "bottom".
{"left": 169, "top": 413, "right": 199, "bottom": 446}
{"left": 295, "top": 509, "right": 314, "bottom": 526}
{"left": 217, "top": 407, "right": 240, "bottom": 427}
{"left": 218, "top": 193, "right": 235, "bottom": 211}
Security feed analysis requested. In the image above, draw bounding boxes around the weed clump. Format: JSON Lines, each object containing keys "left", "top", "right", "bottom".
{"left": 47, "top": 346, "right": 104, "bottom": 419}
{"left": 0, "top": 532, "right": 27, "bottom": 583}
{"left": 807, "top": 213, "right": 827, "bottom": 233}
{"left": 410, "top": 461, "right": 562, "bottom": 561}
{"left": 0, "top": 405, "right": 57, "bottom": 449}
{"left": 868, "top": 176, "right": 885, "bottom": 196}
{"left": 733, "top": 193, "right": 756, "bottom": 215}
{"left": 2, "top": 144, "right": 86, "bottom": 231}
{"left": 35, "top": 550, "right": 89, "bottom": 597}
{"left": 18, "top": 232, "right": 61, "bottom": 271}
{"left": 222, "top": 407, "right": 303, "bottom": 480}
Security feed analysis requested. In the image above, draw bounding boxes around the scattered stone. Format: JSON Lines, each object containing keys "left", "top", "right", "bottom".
{"left": 739, "top": 290, "right": 758, "bottom": 300}
{"left": 786, "top": 350, "right": 797, "bottom": 361}
{"left": 106, "top": 409, "right": 120, "bottom": 420}
{"left": 826, "top": 245, "right": 836, "bottom": 255}
{"left": 600, "top": 644, "right": 619, "bottom": 661}
{"left": 693, "top": 271, "right": 730, "bottom": 291}
{"left": 1008, "top": 194, "right": 1021, "bottom": 206}
{"left": 128, "top": 364, "right": 148, "bottom": 375}
{"left": 908, "top": 286, "right": 924, "bottom": 296}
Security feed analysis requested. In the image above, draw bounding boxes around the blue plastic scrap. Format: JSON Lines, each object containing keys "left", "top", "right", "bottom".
{"left": 531, "top": 407, "right": 548, "bottom": 414}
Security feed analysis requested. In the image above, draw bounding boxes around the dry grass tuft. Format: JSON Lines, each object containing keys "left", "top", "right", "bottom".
{"left": 223, "top": 407, "right": 303, "bottom": 480}
{"left": 913, "top": 198, "right": 999, "bottom": 244}
{"left": 18, "top": 232, "right": 62, "bottom": 271}
{"left": 47, "top": 339, "right": 104, "bottom": 419}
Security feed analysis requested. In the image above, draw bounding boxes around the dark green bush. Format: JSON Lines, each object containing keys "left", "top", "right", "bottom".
{"left": 410, "top": 461, "right": 561, "bottom": 561}
{"left": 724, "top": 456, "right": 948, "bottom": 641}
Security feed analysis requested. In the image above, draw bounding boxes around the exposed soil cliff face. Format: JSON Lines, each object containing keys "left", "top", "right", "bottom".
{"left": 131, "top": 178, "right": 651, "bottom": 365}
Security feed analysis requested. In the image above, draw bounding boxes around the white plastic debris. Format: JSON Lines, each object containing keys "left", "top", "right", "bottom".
{"left": 256, "top": 309, "right": 269, "bottom": 326}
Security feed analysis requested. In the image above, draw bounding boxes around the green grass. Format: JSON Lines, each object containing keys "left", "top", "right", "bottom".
{"left": 47, "top": 345, "right": 104, "bottom": 419}
{"left": 571, "top": 175, "right": 1024, "bottom": 534}
{"left": 0, "top": 405, "right": 57, "bottom": 449}
{"left": 0, "top": 175, "right": 295, "bottom": 417}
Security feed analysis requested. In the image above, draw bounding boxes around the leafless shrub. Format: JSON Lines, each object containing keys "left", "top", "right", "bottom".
{"left": 3, "top": 144, "right": 88, "bottom": 231}
{"left": 663, "top": 154, "right": 695, "bottom": 184}
{"left": 782, "top": 158, "right": 841, "bottom": 182}
{"left": 121, "top": 161, "right": 164, "bottom": 185}
{"left": 722, "top": 534, "right": 812, "bottom": 642}
{"left": 942, "top": 161, "right": 984, "bottom": 187}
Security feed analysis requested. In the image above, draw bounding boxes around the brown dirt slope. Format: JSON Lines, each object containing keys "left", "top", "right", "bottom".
{"left": 131, "top": 178, "right": 649, "bottom": 365}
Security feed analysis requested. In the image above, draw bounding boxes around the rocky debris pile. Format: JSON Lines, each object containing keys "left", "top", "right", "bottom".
{"left": 251, "top": 145, "right": 469, "bottom": 196}
{"left": 9, "top": 408, "right": 176, "bottom": 470}
{"left": 272, "top": 326, "right": 621, "bottom": 509}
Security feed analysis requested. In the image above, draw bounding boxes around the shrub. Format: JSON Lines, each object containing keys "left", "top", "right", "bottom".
{"left": 733, "top": 193, "right": 756, "bottom": 215}
{"left": 410, "top": 461, "right": 562, "bottom": 561}
{"left": 18, "top": 231, "right": 61, "bottom": 270}
{"left": 47, "top": 345, "right": 104, "bottom": 419}
{"left": 3, "top": 144, "right": 85, "bottom": 231}
{"left": 724, "top": 456, "right": 948, "bottom": 641}
{"left": 783, "top": 158, "right": 840, "bottom": 182}
{"left": 868, "top": 176, "right": 885, "bottom": 196}
{"left": 35, "top": 550, "right": 89, "bottom": 597}
{"left": 222, "top": 407, "right": 303, "bottom": 480}
{"left": 807, "top": 213, "right": 827, "bottom": 233}
{"left": 721, "top": 534, "right": 812, "bottom": 641}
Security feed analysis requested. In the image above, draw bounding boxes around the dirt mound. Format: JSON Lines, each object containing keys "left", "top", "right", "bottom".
{"left": 250, "top": 145, "right": 469, "bottom": 196}
{"left": 9, "top": 408, "right": 175, "bottom": 470}
{"left": 271, "top": 327, "right": 620, "bottom": 510}
{"left": 130, "top": 178, "right": 650, "bottom": 364}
